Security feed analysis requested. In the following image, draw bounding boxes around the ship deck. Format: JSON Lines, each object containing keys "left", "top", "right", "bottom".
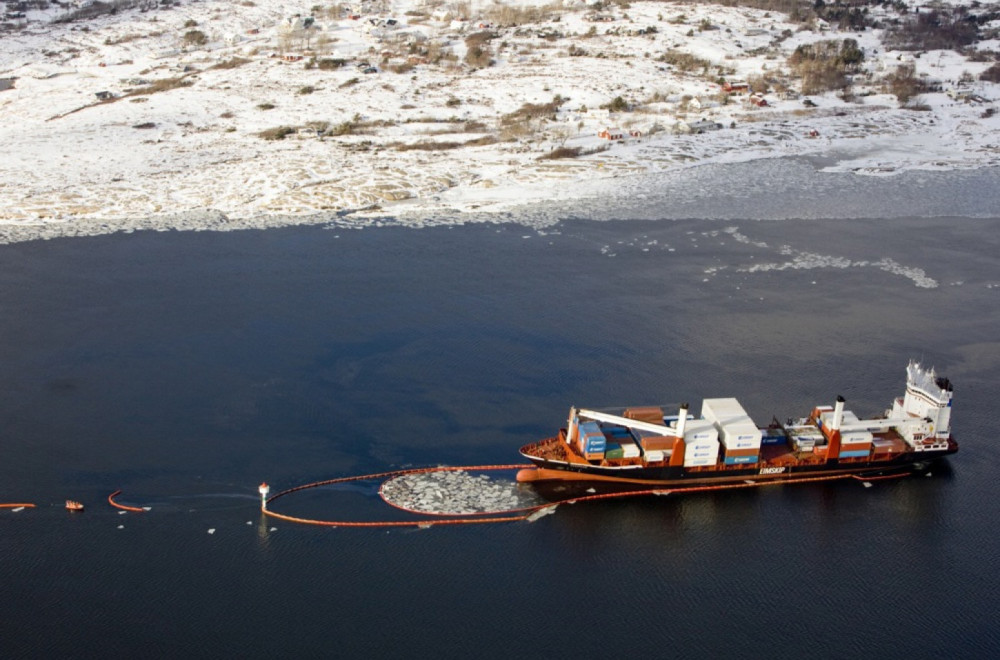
{"left": 523, "top": 428, "right": 914, "bottom": 471}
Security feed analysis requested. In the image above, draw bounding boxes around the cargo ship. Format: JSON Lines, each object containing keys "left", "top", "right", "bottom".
{"left": 516, "top": 361, "right": 957, "bottom": 487}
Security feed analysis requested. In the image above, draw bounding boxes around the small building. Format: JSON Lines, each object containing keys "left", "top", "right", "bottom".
{"left": 688, "top": 120, "right": 723, "bottom": 133}
{"left": 722, "top": 80, "right": 749, "bottom": 94}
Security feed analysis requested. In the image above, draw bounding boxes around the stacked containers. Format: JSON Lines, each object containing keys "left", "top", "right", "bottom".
{"left": 788, "top": 425, "right": 824, "bottom": 451}
{"left": 702, "top": 398, "right": 762, "bottom": 465}
{"left": 818, "top": 408, "right": 873, "bottom": 458}
{"left": 576, "top": 421, "right": 607, "bottom": 460}
{"left": 620, "top": 439, "right": 640, "bottom": 458}
{"left": 838, "top": 430, "right": 873, "bottom": 458}
{"left": 682, "top": 420, "right": 719, "bottom": 467}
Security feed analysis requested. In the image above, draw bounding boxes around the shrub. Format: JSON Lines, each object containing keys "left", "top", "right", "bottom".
{"left": 602, "top": 96, "right": 629, "bottom": 112}
{"left": 257, "top": 102, "right": 276, "bottom": 110}
{"left": 885, "top": 64, "right": 922, "bottom": 106}
{"left": 258, "top": 126, "right": 296, "bottom": 140}
{"left": 981, "top": 63, "right": 1000, "bottom": 83}
{"left": 298, "top": 86, "right": 315, "bottom": 95}
{"left": 538, "top": 144, "right": 609, "bottom": 159}
{"left": 183, "top": 30, "right": 208, "bottom": 47}
{"left": 884, "top": 10, "right": 978, "bottom": 51}
{"left": 317, "top": 58, "right": 347, "bottom": 70}
{"left": 127, "top": 77, "right": 192, "bottom": 96}
{"left": 211, "top": 57, "right": 250, "bottom": 70}
{"left": 501, "top": 97, "right": 566, "bottom": 125}
{"left": 787, "top": 39, "right": 864, "bottom": 94}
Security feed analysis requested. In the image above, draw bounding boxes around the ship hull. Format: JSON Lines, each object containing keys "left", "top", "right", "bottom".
{"left": 517, "top": 443, "right": 956, "bottom": 488}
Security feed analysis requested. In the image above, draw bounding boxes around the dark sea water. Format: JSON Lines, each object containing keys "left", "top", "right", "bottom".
{"left": 2, "top": 213, "right": 999, "bottom": 658}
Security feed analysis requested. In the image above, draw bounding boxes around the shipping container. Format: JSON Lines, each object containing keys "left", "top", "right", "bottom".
{"left": 584, "top": 450, "right": 605, "bottom": 461}
{"left": 841, "top": 430, "right": 874, "bottom": 444}
{"left": 684, "top": 420, "right": 719, "bottom": 443}
{"left": 644, "top": 450, "right": 665, "bottom": 462}
{"left": 636, "top": 434, "right": 674, "bottom": 451}
{"left": 624, "top": 406, "right": 664, "bottom": 424}
{"left": 604, "top": 444, "right": 624, "bottom": 459}
{"left": 720, "top": 421, "right": 763, "bottom": 450}
{"left": 701, "top": 398, "right": 752, "bottom": 426}
{"left": 762, "top": 431, "right": 787, "bottom": 445}
{"left": 724, "top": 454, "right": 759, "bottom": 465}
{"left": 839, "top": 449, "right": 870, "bottom": 459}
{"left": 724, "top": 446, "right": 759, "bottom": 457}
{"left": 820, "top": 409, "right": 861, "bottom": 429}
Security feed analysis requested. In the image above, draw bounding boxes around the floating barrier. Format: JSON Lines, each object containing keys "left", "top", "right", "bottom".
{"left": 0, "top": 503, "right": 36, "bottom": 509}
{"left": 107, "top": 490, "right": 147, "bottom": 513}
{"left": 262, "top": 465, "right": 911, "bottom": 528}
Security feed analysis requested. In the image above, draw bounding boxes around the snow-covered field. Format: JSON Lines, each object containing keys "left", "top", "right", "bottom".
{"left": 1, "top": 0, "right": 998, "bottom": 243}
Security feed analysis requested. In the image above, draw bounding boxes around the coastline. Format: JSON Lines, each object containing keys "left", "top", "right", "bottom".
{"left": 2, "top": 0, "right": 999, "bottom": 242}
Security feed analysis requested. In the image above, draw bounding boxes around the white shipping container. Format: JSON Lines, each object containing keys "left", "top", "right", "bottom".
{"left": 622, "top": 444, "right": 641, "bottom": 458}
{"left": 683, "top": 420, "right": 719, "bottom": 443}
{"left": 720, "top": 422, "right": 763, "bottom": 450}
{"left": 820, "top": 409, "right": 860, "bottom": 429}
{"left": 792, "top": 437, "right": 817, "bottom": 450}
{"left": 701, "top": 398, "right": 752, "bottom": 426}
{"left": 684, "top": 440, "right": 719, "bottom": 465}
{"left": 645, "top": 450, "right": 665, "bottom": 462}
{"left": 841, "top": 430, "right": 874, "bottom": 444}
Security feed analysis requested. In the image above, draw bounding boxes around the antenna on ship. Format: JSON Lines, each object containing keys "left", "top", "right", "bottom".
{"left": 258, "top": 482, "right": 270, "bottom": 511}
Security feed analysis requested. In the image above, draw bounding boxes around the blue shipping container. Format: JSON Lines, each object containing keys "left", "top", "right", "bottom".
{"left": 724, "top": 455, "right": 759, "bottom": 465}
{"left": 839, "top": 449, "right": 870, "bottom": 458}
{"left": 578, "top": 421, "right": 601, "bottom": 436}
{"left": 762, "top": 435, "right": 786, "bottom": 445}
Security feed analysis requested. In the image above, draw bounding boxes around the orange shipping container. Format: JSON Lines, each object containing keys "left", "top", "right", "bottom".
{"left": 624, "top": 407, "right": 664, "bottom": 424}
{"left": 639, "top": 435, "right": 674, "bottom": 451}
{"left": 724, "top": 446, "right": 759, "bottom": 458}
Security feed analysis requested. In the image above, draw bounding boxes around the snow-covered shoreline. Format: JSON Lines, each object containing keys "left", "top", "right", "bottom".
{"left": 2, "top": 0, "right": 999, "bottom": 244}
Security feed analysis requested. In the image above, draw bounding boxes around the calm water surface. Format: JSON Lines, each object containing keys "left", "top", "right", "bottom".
{"left": 1, "top": 216, "right": 998, "bottom": 658}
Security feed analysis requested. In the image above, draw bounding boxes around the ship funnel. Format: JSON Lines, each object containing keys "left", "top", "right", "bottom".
{"left": 675, "top": 403, "right": 689, "bottom": 438}
{"left": 832, "top": 396, "right": 845, "bottom": 431}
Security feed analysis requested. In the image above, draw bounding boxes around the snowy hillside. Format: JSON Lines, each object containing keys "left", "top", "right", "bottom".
{"left": 1, "top": 0, "right": 998, "bottom": 241}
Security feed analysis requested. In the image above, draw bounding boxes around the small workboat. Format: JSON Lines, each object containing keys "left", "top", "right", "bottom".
{"left": 65, "top": 500, "right": 84, "bottom": 512}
